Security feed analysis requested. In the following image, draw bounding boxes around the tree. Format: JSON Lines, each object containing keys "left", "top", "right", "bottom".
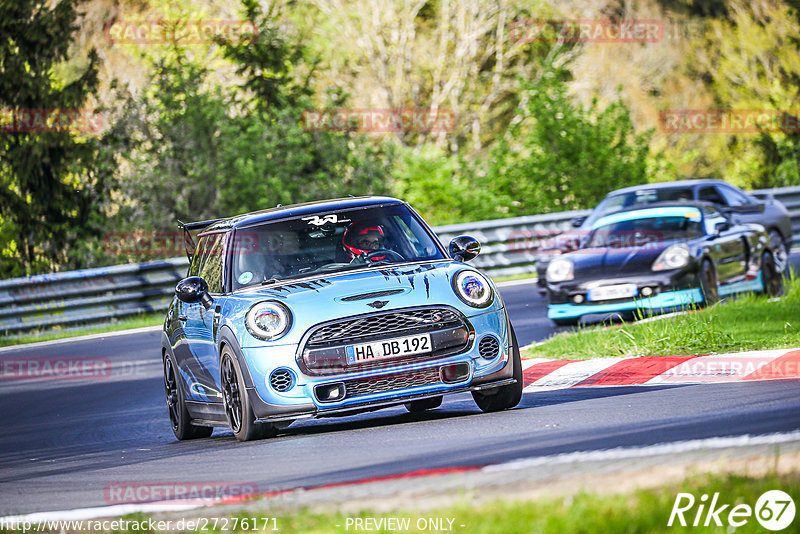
{"left": 0, "top": 0, "right": 104, "bottom": 277}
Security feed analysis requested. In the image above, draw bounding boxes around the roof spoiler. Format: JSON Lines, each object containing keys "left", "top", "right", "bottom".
{"left": 177, "top": 218, "right": 224, "bottom": 262}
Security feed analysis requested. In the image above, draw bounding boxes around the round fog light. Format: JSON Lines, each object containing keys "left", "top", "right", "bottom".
{"left": 641, "top": 287, "right": 653, "bottom": 297}
{"left": 573, "top": 294, "right": 585, "bottom": 304}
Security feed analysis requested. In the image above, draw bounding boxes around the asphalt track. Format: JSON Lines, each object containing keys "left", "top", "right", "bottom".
{"left": 1, "top": 253, "right": 799, "bottom": 516}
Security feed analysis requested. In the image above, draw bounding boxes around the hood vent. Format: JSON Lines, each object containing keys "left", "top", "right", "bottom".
{"left": 341, "top": 289, "right": 405, "bottom": 301}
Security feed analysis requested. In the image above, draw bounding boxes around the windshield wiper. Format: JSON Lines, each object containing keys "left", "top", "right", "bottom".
{"left": 261, "top": 278, "right": 280, "bottom": 285}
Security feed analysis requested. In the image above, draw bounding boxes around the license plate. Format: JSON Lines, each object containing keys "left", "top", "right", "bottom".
{"left": 588, "top": 284, "right": 638, "bottom": 301}
{"left": 346, "top": 333, "right": 432, "bottom": 364}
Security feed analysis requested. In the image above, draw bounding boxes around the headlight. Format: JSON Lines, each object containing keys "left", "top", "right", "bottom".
{"left": 453, "top": 270, "right": 494, "bottom": 308}
{"left": 246, "top": 301, "right": 292, "bottom": 341}
{"left": 546, "top": 258, "right": 574, "bottom": 282}
{"left": 652, "top": 244, "right": 690, "bottom": 271}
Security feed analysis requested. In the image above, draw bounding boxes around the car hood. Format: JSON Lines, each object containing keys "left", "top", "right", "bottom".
{"left": 564, "top": 244, "right": 670, "bottom": 277}
{"left": 223, "top": 260, "right": 501, "bottom": 347}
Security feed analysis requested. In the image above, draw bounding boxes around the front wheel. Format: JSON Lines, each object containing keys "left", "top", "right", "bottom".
{"left": 164, "top": 353, "right": 213, "bottom": 441}
{"left": 220, "top": 347, "right": 276, "bottom": 442}
{"left": 762, "top": 250, "right": 783, "bottom": 296}
{"left": 699, "top": 260, "right": 719, "bottom": 306}
{"left": 472, "top": 325, "right": 523, "bottom": 413}
{"left": 768, "top": 229, "right": 789, "bottom": 273}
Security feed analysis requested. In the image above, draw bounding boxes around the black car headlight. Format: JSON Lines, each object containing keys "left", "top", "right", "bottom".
{"left": 246, "top": 301, "right": 292, "bottom": 341}
{"left": 453, "top": 270, "right": 494, "bottom": 308}
{"left": 546, "top": 258, "right": 574, "bottom": 282}
{"left": 652, "top": 244, "right": 690, "bottom": 271}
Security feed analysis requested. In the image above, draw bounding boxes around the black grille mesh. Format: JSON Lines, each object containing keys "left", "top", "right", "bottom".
{"left": 269, "top": 369, "right": 293, "bottom": 392}
{"left": 343, "top": 367, "right": 441, "bottom": 398}
{"left": 478, "top": 336, "right": 500, "bottom": 359}
{"left": 307, "top": 308, "right": 463, "bottom": 346}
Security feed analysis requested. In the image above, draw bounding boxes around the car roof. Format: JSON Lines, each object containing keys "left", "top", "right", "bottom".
{"left": 196, "top": 196, "right": 406, "bottom": 233}
{"left": 606, "top": 179, "right": 734, "bottom": 196}
{"left": 591, "top": 201, "right": 715, "bottom": 229}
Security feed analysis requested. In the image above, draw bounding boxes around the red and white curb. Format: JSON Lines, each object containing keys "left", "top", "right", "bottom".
{"left": 521, "top": 348, "right": 800, "bottom": 390}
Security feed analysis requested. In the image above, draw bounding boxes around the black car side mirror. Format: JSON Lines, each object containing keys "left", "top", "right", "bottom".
{"left": 722, "top": 203, "right": 764, "bottom": 215}
{"left": 713, "top": 221, "right": 731, "bottom": 235}
{"left": 176, "top": 276, "right": 214, "bottom": 309}
{"left": 571, "top": 216, "right": 587, "bottom": 228}
{"left": 449, "top": 235, "right": 481, "bottom": 262}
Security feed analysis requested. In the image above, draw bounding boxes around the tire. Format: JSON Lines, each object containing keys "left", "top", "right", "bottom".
{"left": 761, "top": 250, "right": 784, "bottom": 296}
{"left": 404, "top": 396, "right": 443, "bottom": 413}
{"left": 472, "top": 324, "right": 523, "bottom": 413}
{"left": 768, "top": 229, "right": 789, "bottom": 274}
{"left": 552, "top": 317, "right": 580, "bottom": 327}
{"left": 220, "top": 347, "right": 276, "bottom": 442}
{"left": 163, "top": 352, "right": 213, "bottom": 441}
{"left": 698, "top": 260, "right": 719, "bottom": 306}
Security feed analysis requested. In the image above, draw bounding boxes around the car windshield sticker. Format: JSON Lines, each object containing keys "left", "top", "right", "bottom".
{"left": 302, "top": 214, "right": 351, "bottom": 226}
{"left": 238, "top": 271, "right": 254, "bottom": 284}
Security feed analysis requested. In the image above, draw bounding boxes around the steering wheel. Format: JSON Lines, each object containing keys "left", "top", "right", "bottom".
{"left": 365, "top": 249, "right": 404, "bottom": 263}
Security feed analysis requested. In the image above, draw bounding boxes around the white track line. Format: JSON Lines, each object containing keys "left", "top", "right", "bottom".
{"left": 0, "top": 326, "right": 161, "bottom": 353}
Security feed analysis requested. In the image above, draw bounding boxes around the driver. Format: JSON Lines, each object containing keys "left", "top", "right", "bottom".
{"left": 343, "top": 221, "right": 390, "bottom": 260}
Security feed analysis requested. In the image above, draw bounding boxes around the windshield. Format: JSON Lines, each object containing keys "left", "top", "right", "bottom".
{"left": 586, "top": 216, "right": 704, "bottom": 248}
{"left": 589, "top": 187, "right": 694, "bottom": 225}
{"left": 231, "top": 204, "right": 445, "bottom": 290}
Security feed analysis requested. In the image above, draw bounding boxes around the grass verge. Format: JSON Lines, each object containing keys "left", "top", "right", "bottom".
{"left": 525, "top": 275, "right": 800, "bottom": 360}
{"left": 0, "top": 313, "right": 163, "bottom": 348}
{"left": 16, "top": 470, "right": 794, "bottom": 534}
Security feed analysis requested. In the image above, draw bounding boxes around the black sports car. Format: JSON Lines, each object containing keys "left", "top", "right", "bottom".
{"left": 537, "top": 179, "right": 793, "bottom": 293}
{"left": 546, "top": 202, "right": 782, "bottom": 326}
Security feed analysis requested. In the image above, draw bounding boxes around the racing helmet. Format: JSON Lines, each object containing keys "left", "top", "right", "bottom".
{"left": 343, "top": 221, "right": 386, "bottom": 257}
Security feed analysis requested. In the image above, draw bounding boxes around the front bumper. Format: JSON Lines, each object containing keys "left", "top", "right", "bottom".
{"left": 241, "top": 307, "right": 514, "bottom": 421}
{"left": 548, "top": 287, "right": 704, "bottom": 320}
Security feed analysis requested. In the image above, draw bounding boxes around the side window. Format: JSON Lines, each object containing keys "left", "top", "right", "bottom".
{"left": 698, "top": 186, "right": 727, "bottom": 206}
{"left": 188, "top": 233, "right": 227, "bottom": 293}
{"left": 718, "top": 185, "right": 750, "bottom": 206}
{"left": 199, "top": 233, "right": 226, "bottom": 293}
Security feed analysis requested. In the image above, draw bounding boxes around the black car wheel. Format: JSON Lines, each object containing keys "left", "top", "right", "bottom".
{"left": 164, "top": 353, "right": 213, "bottom": 441}
{"left": 404, "top": 396, "right": 443, "bottom": 413}
{"left": 220, "top": 347, "right": 276, "bottom": 442}
{"left": 472, "top": 325, "right": 523, "bottom": 413}
{"left": 768, "top": 230, "right": 789, "bottom": 274}
{"left": 699, "top": 260, "right": 719, "bottom": 306}
{"left": 762, "top": 250, "right": 783, "bottom": 296}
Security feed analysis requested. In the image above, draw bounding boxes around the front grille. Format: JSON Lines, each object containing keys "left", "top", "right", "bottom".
{"left": 342, "top": 367, "right": 441, "bottom": 398}
{"left": 307, "top": 307, "right": 464, "bottom": 346}
{"left": 269, "top": 369, "right": 293, "bottom": 392}
{"left": 478, "top": 336, "right": 500, "bottom": 359}
{"left": 298, "top": 306, "right": 472, "bottom": 376}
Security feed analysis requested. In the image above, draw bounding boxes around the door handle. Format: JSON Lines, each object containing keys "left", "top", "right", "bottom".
{"left": 178, "top": 314, "right": 188, "bottom": 322}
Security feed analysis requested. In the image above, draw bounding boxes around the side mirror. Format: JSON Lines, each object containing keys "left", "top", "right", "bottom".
{"left": 176, "top": 276, "right": 214, "bottom": 309}
{"left": 571, "top": 216, "right": 587, "bottom": 228}
{"left": 449, "top": 235, "right": 481, "bottom": 262}
{"left": 722, "top": 203, "right": 764, "bottom": 214}
{"left": 713, "top": 221, "right": 731, "bottom": 235}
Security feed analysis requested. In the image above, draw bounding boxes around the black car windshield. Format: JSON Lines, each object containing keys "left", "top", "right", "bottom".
{"left": 588, "top": 187, "right": 694, "bottom": 225}
{"left": 231, "top": 204, "right": 445, "bottom": 290}
{"left": 587, "top": 216, "right": 704, "bottom": 248}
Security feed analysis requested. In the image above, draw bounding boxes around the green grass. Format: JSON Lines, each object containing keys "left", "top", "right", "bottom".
{"left": 13, "top": 470, "right": 794, "bottom": 533}
{"left": 490, "top": 272, "right": 537, "bottom": 284}
{"left": 525, "top": 275, "right": 800, "bottom": 360}
{"left": 0, "top": 312, "right": 163, "bottom": 347}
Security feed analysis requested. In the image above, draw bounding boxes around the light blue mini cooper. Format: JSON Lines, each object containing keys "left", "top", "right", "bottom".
{"left": 162, "top": 197, "right": 522, "bottom": 441}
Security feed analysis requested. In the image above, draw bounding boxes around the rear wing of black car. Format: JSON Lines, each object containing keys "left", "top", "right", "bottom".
{"left": 177, "top": 218, "right": 224, "bottom": 262}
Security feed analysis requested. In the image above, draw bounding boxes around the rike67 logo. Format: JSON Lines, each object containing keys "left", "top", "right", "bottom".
{"left": 669, "top": 490, "right": 796, "bottom": 531}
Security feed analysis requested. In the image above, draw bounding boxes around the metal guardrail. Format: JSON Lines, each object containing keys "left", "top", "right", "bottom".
{"left": 2, "top": 187, "right": 799, "bottom": 336}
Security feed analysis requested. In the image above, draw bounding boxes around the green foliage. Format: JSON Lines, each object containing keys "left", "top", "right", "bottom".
{"left": 481, "top": 66, "right": 654, "bottom": 218}
{"left": 0, "top": 0, "right": 104, "bottom": 277}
